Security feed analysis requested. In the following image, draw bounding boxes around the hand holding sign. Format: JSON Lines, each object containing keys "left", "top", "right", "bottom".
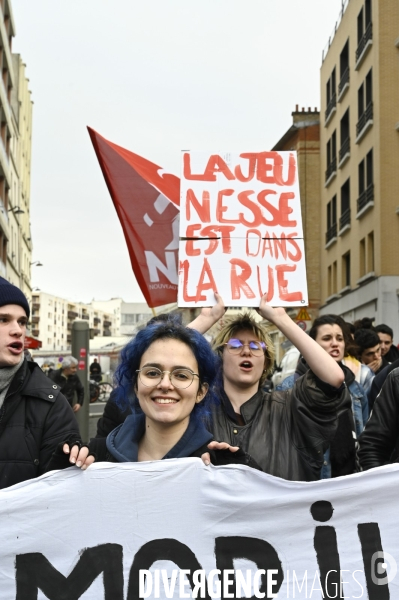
{"left": 186, "top": 291, "right": 226, "bottom": 334}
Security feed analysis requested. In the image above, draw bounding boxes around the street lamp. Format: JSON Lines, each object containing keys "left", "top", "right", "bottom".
{"left": 8, "top": 207, "right": 25, "bottom": 215}
{"left": 30, "top": 261, "right": 43, "bottom": 267}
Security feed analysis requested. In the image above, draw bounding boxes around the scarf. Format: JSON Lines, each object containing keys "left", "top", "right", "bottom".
{"left": 0, "top": 358, "right": 24, "bottom": 409}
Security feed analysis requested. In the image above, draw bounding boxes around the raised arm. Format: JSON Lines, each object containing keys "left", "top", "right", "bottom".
{"left": 187, "top": 292, "right": 226, "bottom": 334}
{"left": 258, "top": 297, "right": 344, "bottom": 388}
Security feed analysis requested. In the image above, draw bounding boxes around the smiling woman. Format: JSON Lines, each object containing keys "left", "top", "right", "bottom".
{"left": 63, "top": 321, "right": 260, "bottom": 469}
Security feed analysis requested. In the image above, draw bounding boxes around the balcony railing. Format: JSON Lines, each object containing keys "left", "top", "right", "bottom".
{"left": 339, "top": 137, "right": 350, "bottom": 162}
{"left": 32, "top": 329, "right": 39, "bottom": 337}
{"left": 338, "top": 67, "right": 350, "bottom": 96}
{"left": 356, "top": 102, "right": 373, "bottom": 138}
{"left": 67, "top": 310, "right": 78, "bottom": 319}
{"left": 325, "top": 93, "right": 337, "bottom": 122}
{"left": 356, "top": 22, "right": 373, "bottom": 63}
{"left": 325, "top": 157, "right": 337, "bottom": 183}
{"left": 326, "top": 223, "right": 337, "bottom": 244}
{"left": 103, "top": 320, "right": 112, "bottom": 328}
{"left": 32, "top": 303, "right": 40, "bottom": 311}
{"left": 93, "top": 317, "right": 101, "bottom": 324}
{"left": 357, "top": 184, "right": 374, "bottom": 213}
{"left": 339, "top": 208, "right": 351, "bottom": 230}
{"left": 81, "top": 314, "right": 89, "bottom": 320}
{"left": 31, "top": 316, "right": 40, "bottom": 324}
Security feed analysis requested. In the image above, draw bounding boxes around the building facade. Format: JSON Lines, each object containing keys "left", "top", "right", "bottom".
{"left": 320, "top": 0, "right": 399, "bottom": 337}
{"left": 31, "top": 292, "right": 118, "bottom": 352}
{"left": 90, "top": 298, "right": 153, "bottom": 337}
{"left": 0, "top": 0, "right": 33, "bottom": 294}
{"left": 270, "top": 107, "right": 321, "bottom": 363}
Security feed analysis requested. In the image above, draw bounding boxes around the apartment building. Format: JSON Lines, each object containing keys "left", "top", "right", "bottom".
{"left": 0, "top": 1, "right": 33, "bottom": 294}
{"left": 31, "top": 292, "right": 117, "bottom": 352}
{"left": 8, "top": 53, "right": 33, "bottom": 296}
{"left": 90, "top": 298, "right": 153, "bottom": 337}
{"left": 320, "top": 0, "right": 399, "bottom": 337}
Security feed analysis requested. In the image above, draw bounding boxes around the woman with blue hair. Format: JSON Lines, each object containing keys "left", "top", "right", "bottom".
{"left": 61, "top": 321, "right": 257, "bottom": 468}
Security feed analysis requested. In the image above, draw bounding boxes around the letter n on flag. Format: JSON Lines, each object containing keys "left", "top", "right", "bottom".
{"left": 88, "top": 127, "right": 180, "bottom": 308}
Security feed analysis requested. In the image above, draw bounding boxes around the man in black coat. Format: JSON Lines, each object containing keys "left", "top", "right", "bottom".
{"left": 0, "top": 277, "right": 81, "bottom": 489}
{"left": 49, "top": 356, "right": 85, "bottom": 413}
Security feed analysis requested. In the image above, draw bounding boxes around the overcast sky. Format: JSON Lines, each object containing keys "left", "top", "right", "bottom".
{"left": 12, "top": 0, "right": 343, "bottom": 304}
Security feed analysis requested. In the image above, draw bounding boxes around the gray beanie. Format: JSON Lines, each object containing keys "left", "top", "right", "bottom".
{"left": 0, "top": 277, "right": 30, "bottom": 318}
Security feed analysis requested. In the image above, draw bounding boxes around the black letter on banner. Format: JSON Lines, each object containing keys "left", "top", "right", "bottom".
{"left": 127, "top": 538, "right": 210, "bottom": 600}
{"left": 311, "top": 501, "right": 343, "bottom": 599}
{"left": 215, "top": 536, "right": 283, "bottom": 600}
{"left": 358, "top": 523, "right": 390, "bottom": 600}
{"left": 15, "top": 543, "right": 123, "bottom": 600}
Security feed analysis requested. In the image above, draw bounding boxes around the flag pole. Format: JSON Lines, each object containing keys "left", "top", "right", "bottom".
{"left": 151, "top": 307, "right": 156, "bottom": 317}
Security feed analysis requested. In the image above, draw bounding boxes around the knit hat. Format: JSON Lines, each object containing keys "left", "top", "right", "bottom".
{"left": 0, "top": 277, "right": 30, "bottom": 318}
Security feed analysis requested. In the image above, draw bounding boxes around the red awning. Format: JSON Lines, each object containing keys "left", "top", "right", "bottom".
{"left": 24, "top": 336, "right": 42, "bottom": 349}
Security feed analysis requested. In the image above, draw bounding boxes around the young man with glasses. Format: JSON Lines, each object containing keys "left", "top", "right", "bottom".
{"left": 194, "top": 297, "right": 348, "bottom": 481}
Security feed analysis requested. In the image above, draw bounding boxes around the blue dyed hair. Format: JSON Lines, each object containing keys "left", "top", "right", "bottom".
{"left": 113, "top": 322, "right": 220, "bottom": 422}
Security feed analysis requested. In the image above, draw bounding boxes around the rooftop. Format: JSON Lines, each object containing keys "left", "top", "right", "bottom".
{"left": 322, "top": 0, "right": 350, "bottom": 63}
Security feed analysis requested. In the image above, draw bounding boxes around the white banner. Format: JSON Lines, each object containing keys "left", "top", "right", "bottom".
{"left": 1, "top": 459, "right": 398, "bottom": 599}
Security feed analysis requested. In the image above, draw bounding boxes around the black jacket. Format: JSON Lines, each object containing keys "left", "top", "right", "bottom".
{"left": 368, "top": 359, "right": 399, "bottom": 411}
{"left": 95, "top": 391, "right": 132, "bottom": 438}
{"left": 0, "top": 359, "right": 80, "bottom": 489}
{"left": 210, "top": 369, "right": 349, "bottom": 481}
{"left": 49, "top": 368, "right": 85, "bottom": 406}
{"left": 359, "top": 367, "right": 399, "bottom": 470}
{"left": 87, "top": 412, "right": 260, "bottom": 470}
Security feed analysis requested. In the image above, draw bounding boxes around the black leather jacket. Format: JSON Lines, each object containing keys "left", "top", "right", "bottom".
{"left": 359, "top": 367, "right": 399, "bottom": 470}
{"left": 210, "top": 370, "right": 349, "bottom": 481}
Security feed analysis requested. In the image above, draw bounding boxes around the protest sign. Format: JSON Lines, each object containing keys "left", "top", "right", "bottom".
{"left": 178, "top": 151, "right": 308, "bottom": 308}
{"left": 2, "top": 460, "right": 398, "bottom": 599}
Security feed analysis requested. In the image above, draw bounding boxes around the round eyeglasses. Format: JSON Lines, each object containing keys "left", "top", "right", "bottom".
{"left": 224, "top": 338, "right": 267, "bottom": 357}
{"left": 136, "top": 367, "right": 200, "bottom": 389}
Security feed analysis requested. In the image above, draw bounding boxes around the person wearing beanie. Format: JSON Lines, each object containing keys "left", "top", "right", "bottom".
{"left": 0, "top": 278, "right": 82, "bottom": 489}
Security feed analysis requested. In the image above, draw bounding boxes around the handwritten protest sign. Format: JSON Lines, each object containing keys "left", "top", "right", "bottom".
{"left": 2, "top": 461, "right": 399, "bottom": 599}
{"left": 178, "top": 151, "right": 308, "bottom": 307}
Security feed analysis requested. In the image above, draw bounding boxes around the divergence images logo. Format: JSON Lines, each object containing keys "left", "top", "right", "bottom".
{"left": 371, "top": 552, "right": 397, "bottom": 586}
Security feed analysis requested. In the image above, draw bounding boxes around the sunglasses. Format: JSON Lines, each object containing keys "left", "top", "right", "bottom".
{"left": 224, "top": 338, "right": 267, "bottom": 357}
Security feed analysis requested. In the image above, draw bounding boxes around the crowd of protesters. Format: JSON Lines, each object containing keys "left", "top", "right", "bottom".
{"left": 0, "top": 275, "right": 399, "bottom": 491}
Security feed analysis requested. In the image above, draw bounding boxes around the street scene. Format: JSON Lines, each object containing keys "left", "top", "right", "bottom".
{"left": 0, "top": 1, "right": 397, "bottom": 598}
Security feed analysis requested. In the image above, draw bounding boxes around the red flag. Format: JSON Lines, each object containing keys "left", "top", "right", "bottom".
{"left": 88, "top": 128, "right": 180, "bottom": 308}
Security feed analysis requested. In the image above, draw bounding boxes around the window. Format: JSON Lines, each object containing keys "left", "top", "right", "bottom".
{"left": 325, "top": 131, "right": 337, "bottom": 183}
{"left": 359, "top": 238, "right": 366, "bottom": 277}
{"left": 339, "top": 109, "right": 350, "bottom": 164}
{"left": 326, "top": 196, "right": 337, "bottom": 244}
{"left": 122, "top": 314, "right": 136, "bottom": 325}
{"left": 357, "top": 69, "right": 373, "bottom": 140}
{"left": 357, "top": 149, "right": 374, "bottom": 214}
{"left": 340, "top": 179, "right": 351, "bottom": 230}
{"left": 342, "top": 252, "right": 351, "bottom": 288}
{"left": 325, "top": 68, "right": 337, "bottom": 123}
{"left": 328, "top": 261, "right": 338, "bottom": 295}
{"left": 339, "top": 40, "right": 350, "bottom": 98}
{"left": 367, "top": 231, "right": 374, "bottom": 273}
{"left": 356, "top": 1, "right": 372, "bottom": 65}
